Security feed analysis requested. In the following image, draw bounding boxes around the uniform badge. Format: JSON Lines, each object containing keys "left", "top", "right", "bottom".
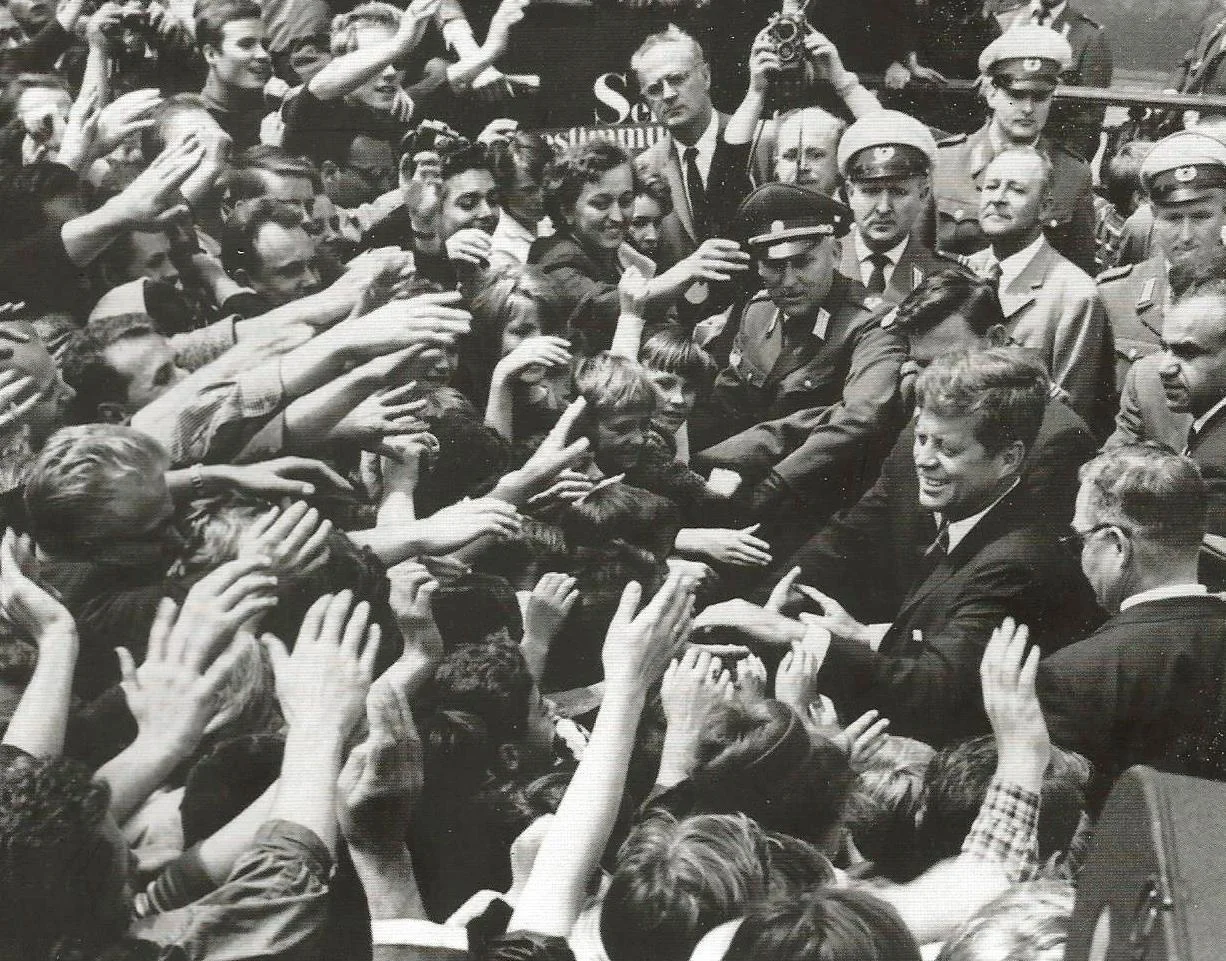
{"left": 685, "top": 281, "right": 710, "bottom": 305}
{"left": 872, "top": 146, "right": 896, "bottom": 163}
{"left": 1023, "top": 58, "right": 1042, "bottom": 72}
{"left": 1175, "top": 166, "right": 1198, "bottom": 182}
{"left": 771, "top": 219, "right": 787, "bottom": 234}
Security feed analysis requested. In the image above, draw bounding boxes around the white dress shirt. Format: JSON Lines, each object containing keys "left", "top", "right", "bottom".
{"left": 937, "top": 478, "right": 1021, "bottom": 554}
{"left": 852, "top": 231, "right": 909, "bottom": 290}
{"left": 1119, "top": 583, "right": 1208, "bottom": 612}
{"left": 674, "top": 112, "right": 719, "bottom": 190}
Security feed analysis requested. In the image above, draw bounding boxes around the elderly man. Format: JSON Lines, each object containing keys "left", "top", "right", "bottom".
{"left": 692, "top": 182, "right": 904, "bottom": 523}
{"left": 836, "top": 110, "right": 967, "bottom": 303}
{"left": 699, "top": 348, "right": 1098, "bottom": 747}
{"left": 1039, "top": 444, "right": 1226, "bottom": 807}
{"left": 960, "top": 147, "right": 1110, "bottom": 432}
{"left": 932, "top": 25, "right": 1096, "bottom": 275}
{"left": 1099, "top": 131, "right": 1226, "bottom": 393}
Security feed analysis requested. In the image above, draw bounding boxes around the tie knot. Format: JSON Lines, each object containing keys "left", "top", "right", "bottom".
{"left": 926, "top": 522, "right": 950, "bottom": 557}
{"left": 685, "top": 146, "right": 698, "bottom": 161}
{"left": 868, "top": 252, "right": 890, "bottom": 269}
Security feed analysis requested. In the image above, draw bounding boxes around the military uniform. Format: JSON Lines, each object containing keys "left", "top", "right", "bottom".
{"left": 1175, "top": 4, "right": 1226, "bottom": 98}
{"left": 932, "top": 126, "right": 1096, "bottom": 275}
{"left": 1096, "top": 256, "right": 1167, "bottom": 397}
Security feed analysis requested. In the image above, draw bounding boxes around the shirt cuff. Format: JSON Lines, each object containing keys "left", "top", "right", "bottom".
{"left": 800, "top": 622, "right": 832, "bottom": 668}
{"left": 235, "top": 359, "right": 287, "bottom": 417}
{"left": 961, "top": 778, "right": 1041, "bottom": 882}
{"left": 864, "top": 623, "right": 891, "bottom": 652}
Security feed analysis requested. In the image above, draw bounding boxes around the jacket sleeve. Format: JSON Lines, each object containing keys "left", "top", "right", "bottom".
{"left": 1049, "top": 281, "right": 1110, "bottom": 430}
{"left": 1105, "top": 361, "right": 1146, "bottom": 448}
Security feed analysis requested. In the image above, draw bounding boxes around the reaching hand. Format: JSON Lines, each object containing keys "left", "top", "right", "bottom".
{"left": 602, "top": 574, "right": 695, "bottom": 695}
{"left": 693, "top": 598, "right": 805, "bottom": 648}
{"left": 0, "top": 529, "right": 74, "bottom": 643}
{"left": 748, "top": 27, "right": 782, "bottom": 94}
{"left": 213, "top": 457, "right": 354, "bottom": 499}
{"left": 525, "top": 469, "right": 594, "bottom": 509}
{"left": 764, "top": 566, "right": 802, "bottom": 614}
{"left": 384, "top": 560, "right": 443, "bottom": 686}
{"left": 494, "top": 336, "right": 572, "bottom": 382}
{"left": 981, "top": 617, "right": 1049, "bottom": 787}
{"left": 264, "top": 590, "right": 382, "bottom": 734}
{"left": 501, "top": 397, "right": 591, "bottom": 503}
{"left": 445, "top": 227, "right": 493, "bottom": 267}
{"left": 796, "top": 584, "right": 871, "bottom": 645}
{"left": 673, "top": 239, "right": 751, "bottom": 286}
{"left": 412, "top": 498, "right": 522, "bottom": 553}
{"left": 803, "top": 28, "right": 852, "bottom": 85}
{"left": 0, "top": 370, "right": 42, "bottom": 437}
{"left": 774, "top": 642, "right": 822, "bottom": 718}
{"left": 833, "top": 709, "right": 891, "bottom": 772}
{"left": 484, "top": 0, "right": 528, "bottom": 58}
{"left": 111, "top": 132, "right": 204, "bottom": 228}
{"left": 681, "top": 525, "right": 773, "bottom": 568}
{"left": 658, "top": 647, "right": 733, "bottom": 785}
{"left": 337, "top": 672, "right": 423, "bottom": 852}
{"left": 883, "top": 60, "right": 912, "bottom": 90}
{"left": 736, "top": 653, "right": 768, "bottom": 704}
{"left": 95, "top": 89, "right": 161, "bottom": 157}
{"left": 477, "top": 117, "right": 519, "bottom": 146}
{"left": 394, "top": 0, "right": 441, "bottom": 57}
{"left": 618, "top": 265, "right": 652, "bottom": 318}
{"left": 238, "top": 501, "right": 333, "bottom": 579}
{"left": 332, "top": 380, "right": 428, "bottom": 450}
{"left": 666, "top": 556, "right": 716, "bottom": 589}
{"left": 524, "top": 572, "right": 579, "bottom": 648}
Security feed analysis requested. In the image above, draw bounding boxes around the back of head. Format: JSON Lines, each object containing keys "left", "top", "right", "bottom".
{"left": 937, "top": 878, "right": 1075, "bottom": 961}
{"left": 844, "top": 737, "right": 935, "bottom": 878}
{"left": 602, "top": 811, "right": 769, "bottom": 961}
{"left": 220, "top": 197, "right": 304, "bottom": 279}
{"left": 24, "top": 424, "right": 169, "bottom": 560}
{"left": 487, "top": 130, "right": 554, "bottom": 195}
{"left": 916, "top": 735, "right": 1090, "bottom": 873}
{"left": 141, "top": 93, "right": 212, "bottom": 161}
{"left": 914, "top": 347, "right": 1048, "bottom": 455}
{"left": 561, "top": 481, "right": 681, "bottom": 560}
{"left": 891, "top": 270, "right": 1005, "bottom": 340}
{"left": 1103, "top": 140, "right": 1152, "bottom": 215}
{"left": 724, "top": 889, "right": 923, "bottom": 961}
{"left": 1077, "top": 443, "right": 1208, "bottom": 553}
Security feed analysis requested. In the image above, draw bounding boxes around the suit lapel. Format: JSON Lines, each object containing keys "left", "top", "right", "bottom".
{"left": 886, "top": 236, "right": 924, "bottom": 301}
{"left": 999, "top": 240, "right": 1052, "bottom": 319}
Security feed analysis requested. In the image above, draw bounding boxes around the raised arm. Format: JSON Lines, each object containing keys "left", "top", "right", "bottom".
{"left": 308, "top": 0, "right": 440, "bottom": 102}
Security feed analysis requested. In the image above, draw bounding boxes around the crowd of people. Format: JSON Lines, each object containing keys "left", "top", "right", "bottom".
{"left": 1, "top": 0, "right": 1225, "bottom": 957}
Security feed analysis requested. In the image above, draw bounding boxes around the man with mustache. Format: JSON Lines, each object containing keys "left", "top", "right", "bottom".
{"left": 837, "top": 111, "right": 968, "bottom": 305}
{"left": 1101, "top": 132, "right": 1226, "bottom": 405}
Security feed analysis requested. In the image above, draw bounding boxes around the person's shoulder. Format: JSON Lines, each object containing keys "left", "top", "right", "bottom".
{"left": 1047, "top": 137, "right": 1092, "bottom": 171}
{"left": 1066, "top": 5, "right": 1104, "bottom": 30}
{"left": 936, "top": 131, "right": 970, "bottom": 151}
{"left": 1096, "top": 261, "right": 1136, "bottom": 286}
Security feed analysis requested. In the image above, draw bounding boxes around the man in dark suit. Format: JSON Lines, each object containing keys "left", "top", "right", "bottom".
{"left": 1038, "top": 445, "right": 1226, "bottom": 809}
{"left": 744, "top": 348, "right": 1099, "bottom": 747}
{"left": 836, "top": 110, "right": 967, "bottom": 306}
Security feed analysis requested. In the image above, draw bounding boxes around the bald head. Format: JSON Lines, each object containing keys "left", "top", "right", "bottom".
{"left": 773, "top": 108, "right": 844, "bottom": 195}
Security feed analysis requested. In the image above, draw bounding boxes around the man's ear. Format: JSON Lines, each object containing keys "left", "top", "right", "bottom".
{"left": 201, "top": 42, "right": 220, "bottom": 68}
{"left": 97, "top": 402, "right": 126, "bottom": 424}
{"left": 999, "top": 438, "right": 1026, "bottom": 475}
{"left": 1039, "top": 189, "right": 1056, "bottom": 221}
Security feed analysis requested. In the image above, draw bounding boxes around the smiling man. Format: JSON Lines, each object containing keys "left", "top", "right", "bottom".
{"left": 759, "top": 347, "right": 1099, "bottom": 746}
{"left": 196, "top": 0, "right": 274, "bottom": 150}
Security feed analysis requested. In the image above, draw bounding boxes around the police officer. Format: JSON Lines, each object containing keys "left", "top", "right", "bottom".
{"left": 692, "top": 182, "right": 905, "bottom": 523}
{"left": 837, "top": 110, "right": 969, "bottom": 304}
{"left": 930, "top": 25, "right": 1097, "bottom": 275}
{"left": 1099, "top": 130, "right": 1226, "bottom": 395}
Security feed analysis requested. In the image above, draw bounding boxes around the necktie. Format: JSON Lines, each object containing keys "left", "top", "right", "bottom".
{"left": 925, "top": 522, "right": 951, "bottom": 559}
{"left": 1032, "top": 6, "right": 1050, "bottom": 25}
{"left": 684, "top": 146, "right": 708, "bottom": 237}
{"left": 866, "top": 253, "right": 890, "bottom": 294}
{"left": 983, "top": 258, "right": 1003, "bottom": 289}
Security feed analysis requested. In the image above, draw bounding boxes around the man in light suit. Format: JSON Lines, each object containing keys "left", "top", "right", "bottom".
{"left": 630, "top": 25, "right": 752, "bottom": 272}
{"left": 836, "top": 110, "right": 970, "bottom": 306}
{"left": 961, "top": 146, "right": 1110, "bottom": 434}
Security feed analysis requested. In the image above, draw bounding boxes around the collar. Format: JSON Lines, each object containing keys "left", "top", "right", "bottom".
{"left": 1120, "top": 583, "right": 1209, "bottom": 612}
{"left": 936, "top": 478, "right": 1019, "bottom": 553}
{"left": 853, "top": 231, "right": 909, "bottom": 267}
{"left": 1193, "top": 394, "right": 1226, "bottom": 435}
{"left": 200, "top": 72, "right": 264, "bottom": 115}
{"left": 1031, "top": 1, "right": 1067, "bottom": 21}
{"left": 493, "top": 212, "right": 538, "bottom": 244}
{"left": 675, "top": 111, "right": 719, "bottom": 168}
{"left": 766, "top": 305, "right": 831, "bottom": 340}
{"left": 996, "top": 232, "right": 1047, "bottom": 290}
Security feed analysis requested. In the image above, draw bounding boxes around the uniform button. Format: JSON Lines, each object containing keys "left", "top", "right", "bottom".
{"left": 804, "top": 379, "right": 814, "bottom": 389}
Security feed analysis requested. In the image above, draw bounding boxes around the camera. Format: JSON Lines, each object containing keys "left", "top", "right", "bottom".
{"left": 765, "top": 0, "right": 816, "bottom": 112}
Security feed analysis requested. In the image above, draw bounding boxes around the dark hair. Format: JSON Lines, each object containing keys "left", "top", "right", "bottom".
{"left": 181, "top": 733, "right": 286, "bottom": 845}
{"left": 194, "top": 0, "right": 263, "bottom": 51}
{"left": 1102, "top": 140, "right": 1151, "bottom": 214}
{"left": 0, "top": 160, "right": 86, "bottom": 237}
{"left": 440, "top": 141, "right": 494, "bottom": 185}
{"left": 225, "top": 146, "right": 322, "bottom": 203}
{"left": 890, "top": 270, "right": 1005, "bottom": 339}
{"left": 561, "top": 482, "right": 681, "bottom": 561}
{"left": 474, "top": 519, "right": 570, "bottom": 592}
{"left": 635, "top": 174, "right": 673, "bottom": 216}
{"left": 477, "top": 932, "right": 576, "bottom": 961}
{"left": 431, "top": 572, "right": 525, "bottom": 647}
{"left": 487, "top": 131, "right": 554, "bottom": 196}
{"left": 724, "top": 889, "right": 924, "bottom": 961}
{"left": 220, "top": 198, "right": 305, "bottom": 278}
{"left": 60, "top": 313, "right": 160, "bottom": 423}
{"left": 916, "top": 734, "right": 1090, "bottom": 874}
{"left": 639, "top": 325, "right": 716, "bottom": 392}
{"left": 0, "top": 756, "right": 120, "bottom": 960}
{"left": 414, "top": 408, "right": 512, "bottom": 516}
{"left": 543, "top": 139, "right": 633, "bottom": 231}
{"left": 914, "top": 347, "right": 1048, "bottom": 455}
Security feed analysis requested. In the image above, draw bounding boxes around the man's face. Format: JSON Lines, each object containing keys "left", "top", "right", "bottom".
{"left": 121, "top": 231, "right": 181, "bottom": 287}
{"left": 912, "top": 406, "right": 1017, "bottom": 521}
{"left": 846, "top": 176, "right": 929, "bottom": 252}
{"left": 8, "top": 0, "right": 51, "bottom": 34}
{"left": 438, "top": 168, "right": 500, "bottom": 242}
{"left": 103, "top": 332, "right": 188, "bottom": 414}
{"left": 0, "top": 320, "right": 73, "bottom": 444}
{"left": 503, "top": 164, "right": 546, "bottom": 229}
{"left": 288, "top": 37, "right": 331, "bottom": 84}
{"left": 500, "top": 304, "right": 543, "bottom": 357}
{"left": 17, "top": 85, "right": 70, "bottom": 149}
{"left": 568, "top": 163, "right": 634, "bottom": 253}
{"left": 757, "top": 239, "right": 837, "bottom": 318}
{"left": 349, "top": 26, "right": 406, "bottom": 112}
{"left": 253, "top": 172, "right": 315, "bottom": 226}
{"left": 986, "top": 82, "right": 1053, "bottom": 144}
{"left": 594, "top": 407, "right": 652, "bottom": 473}
{"left": 636, "top": 41, "right": 712, "bottom": 137}
{"left": 1072, "top": 483, "right": 1129, "bottom": 612}
{"left": 248, "top": 222, "right": 324, "bottom": 306}
{"left": 900, "top": 314, "right": 984, "bottom": 409}
{"left": 1152, "top": 194, "right": 1226, "bottom": 272}
{"left": 205, "top": 18, "right": 272, "bottom": 90}
{"left": 1158, "top": 295, "right": 1226, "bottom": 416}
{"left": 978, "top": 152, "right": 1048, "bottom": 242}
{"left": 628, "top": 195, "right": 664, "bottom": 258}
{"left": 774, "top": 112, "right": 841, "bottom": 193}
{"left": 307, "top": 194, "right": 358, "bottom": 261}
{"left": 645, "top": 368, "right": 696, "bottom": 436}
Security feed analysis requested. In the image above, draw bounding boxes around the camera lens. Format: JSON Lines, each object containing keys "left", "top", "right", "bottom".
{"left": 771, "top": 18, "right": 798, "bottom": 43}
{"left": 777, "top": 40, "right": 797, "bottom": 63}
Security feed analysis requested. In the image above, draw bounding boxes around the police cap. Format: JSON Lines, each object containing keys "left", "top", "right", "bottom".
{"left": 838, "top": 110, "right": 938, "bottom": 181}
{"left": 1141, "top": 131, "right": 1226, "bottom": 205}
{"left": 978, "top": 25, "right": 1072, "bottom": 94}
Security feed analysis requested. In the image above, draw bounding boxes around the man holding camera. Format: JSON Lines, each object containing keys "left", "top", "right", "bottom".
{"left": 931, "top": 25, "right": 1096, "bottom": 276}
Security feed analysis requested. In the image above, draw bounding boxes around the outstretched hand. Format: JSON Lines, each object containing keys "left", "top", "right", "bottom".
{"left": 981, "top": 617, "right": 1049, "bottom": 789}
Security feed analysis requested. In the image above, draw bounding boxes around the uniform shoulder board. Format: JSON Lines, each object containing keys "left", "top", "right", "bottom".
{"left": 937, "top": 132, "right": 969, "bottom": 148}
{"left": 1075, "top": 11, "right": 1103, "bottom": 28}
{"left": 1096, "top": 263, "right": 1135, "bottom": 283}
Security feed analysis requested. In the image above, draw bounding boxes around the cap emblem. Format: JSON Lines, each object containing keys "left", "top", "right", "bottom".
{"left": 1023, "top": 58, "right": 1042, "bottom": 72}
{"left": 771, "top": 219, "right": 787, "bottom": 233}
{"left": 872, "top": 146, "right": 896, "bottom": 163}
{"left": 1175, "top": 166, "right": 1198, "bottom": 182}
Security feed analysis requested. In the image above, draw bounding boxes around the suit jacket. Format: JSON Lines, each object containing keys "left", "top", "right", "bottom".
{"left": 837, "top": 232, "right": 967, "bottom": 305}
{"left": 692, "top": 272, "right": 905, "bottom": 497}
{"left": 965, "top": 239, "right": 1112, "bottom": 432}
{"left": 1096, "top": 255, "right": 1167, "bottom": 396}
{"left": 527, "top": 232, "right": 623, "bottom": 352}
{"left": 1106, "top": 352, "right": 1191, "bottom": 453}
{"left": 784, "top": 477, "right": 1099, "bottom": 747}
{"left": 1039, "top": 594, "right": 1226, "bottom": 809}
{"left": 930, "top": 124, "right": 1097, "bottom": 275}
{"left": 1046, "top": 3, "right": 1114, "bottom": 162}
{"left": 632, "top": 112, "right": 753, "bottom": 268}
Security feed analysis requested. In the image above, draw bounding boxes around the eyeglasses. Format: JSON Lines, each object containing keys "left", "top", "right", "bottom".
{"left": 642, "top": 69, "right": 694, "bottom": 100}
{"left": 1059, "top": 522, "right": 1130, "bottom": 552}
